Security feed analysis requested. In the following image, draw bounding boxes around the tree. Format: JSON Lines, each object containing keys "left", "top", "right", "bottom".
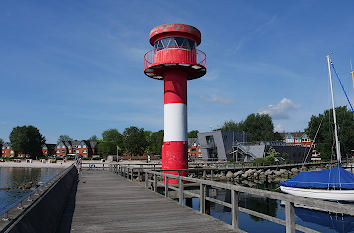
{"left": 123, "top": 126, "right": 148, "bottom": 156}
{"left": 57, "top": 135, "right": 72, "bottom": 143}
{"left": 88, "top": 135, "right": 98, "bottom": 141}
{"left": 149, "top": 130, "right": 164, "bottom": 155}
{"left": 217, "top": 120, "right": 240, "bottom": 132}
{"left": 240, "top": 113, "right": 275, "bottom": 142}
{"left": 305, "top": 106, "right": 354, "bottom": 160}
{"left": 98, "top": 129, "right": 123, "bottom": 156}
{"left": 10, "top": 125, "right": 46, "bottom": 159}
{"left": 188, "top": 130, "right": 199, "bottom": 138}
{"left": 0, "top": 138, "right": 4, "bottom": 145}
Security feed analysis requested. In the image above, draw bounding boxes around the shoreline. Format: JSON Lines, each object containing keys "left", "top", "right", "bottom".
{"left": 0, "top": 160, "right": 75, "bottom": 168}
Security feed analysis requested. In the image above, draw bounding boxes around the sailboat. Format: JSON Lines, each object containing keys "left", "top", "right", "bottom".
{"left": 280, "top": 55, "right": 354, "bottom": 201}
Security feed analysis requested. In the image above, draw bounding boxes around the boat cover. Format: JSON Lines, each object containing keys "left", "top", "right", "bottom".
{"left": 280, "top": 164, "right": 354, "bottom": 189}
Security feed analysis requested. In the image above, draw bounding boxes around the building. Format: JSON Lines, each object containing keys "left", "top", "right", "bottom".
{"left": 198, "top": 131, "right": 248, "bottom": 161}
{"left": 55, "top": 140, "right": 98, "bottom": 158}
{"left": 231, "top": 142, "right": 314, "bottom": 163}
{"left": 1, "top": 142, "right": 15, "bottom": 158}
{"left": 42, "top": 144, "right": 56, "bottom": 157}
{"left": 188, "top": 138, "right": 201, "bottom": 159}
{"left": 281, "top": 132, "right": 313, "bottom": 147}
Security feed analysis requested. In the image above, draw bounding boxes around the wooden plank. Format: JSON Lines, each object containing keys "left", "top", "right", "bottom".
{"left": 60, "top": 170, "right": 235, "bottom": 233}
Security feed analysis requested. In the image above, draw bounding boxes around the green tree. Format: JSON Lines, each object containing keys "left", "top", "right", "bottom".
{"left": 57, "top": 135, "right": 72, "bottom": 143}
{"left": 240, "top": 113, "right": 275, "bottom": 142}
{"left": 218, "top": 120, "right": 241, "bottom": 132}
{"left": 149, "top": 130, "right": 164, "bottom": 155}
{"left": 98, "top": 129, "right": 123, "bottom": 156}
{"left": 10, "top": 125, "right": 46, "bottom": 159}
{"left": 188, "top": 130, "right": 199, "bottom": 138}
{"left": 88, "top": 135, "right": 99, "bottom": 141}
{"left": 0, "top": 138, "right": 4, "bottom": 145}
{"left": 305, "top": 106, "right": 354, "bottom": 160}
{"left": 123, "top": 126, "right": 148, "bottom": 156}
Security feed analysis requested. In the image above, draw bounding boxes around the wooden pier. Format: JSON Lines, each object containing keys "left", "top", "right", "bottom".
{"left": 57, "top": 170, "right": 235, "bottom": 233}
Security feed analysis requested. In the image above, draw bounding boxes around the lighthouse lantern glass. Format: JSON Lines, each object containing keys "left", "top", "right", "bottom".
{"left": 154, "top": 37, "right": 196, "bottom": 51}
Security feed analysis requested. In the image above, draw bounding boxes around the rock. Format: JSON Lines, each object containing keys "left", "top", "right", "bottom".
{"left": 290, "top": 168, "right": 298, "bottom": 173}
{"left": 226, "top": 171, "right": 234, "bottom": 179}
{"left": 234, "top": 171, "right": 243, "bottom": 177}
{"left": 0, "top": 187, "right": 11, "bottom": 191}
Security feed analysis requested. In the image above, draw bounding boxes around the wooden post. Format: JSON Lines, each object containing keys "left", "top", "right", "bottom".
{"left": 203, "top": 170, "right": 206, "bottom": 179}
{"left": 165, "top": 176, "right": 169, "bottom": 197}
{"left": 200, "top": 183, "right": 205, "bottom": 214}
{"left": 145, "top": 172, "right": 148, "bottom": 188}
{"left": 211, "top": 170, "right": 214, "bottom": 181}
{"left": 178, "top": 172, "right": 184, "bottom": 205}
{"left": 285, "top": 201, "right": 295, "bottom": 233}
{"left": 153, "top": 173, "right": 157, "bottom": 192}
{"left": 138, "top": 169, "right": 141, "bottom": 182}
{"left": 231, "top": 190, "right": 239, "bottom": 230}
{"left": 131, "top": 168, "right": 134, "bottom": 181}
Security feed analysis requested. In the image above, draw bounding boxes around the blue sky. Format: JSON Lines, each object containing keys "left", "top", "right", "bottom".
{"left": 1, "top": 0, "right": 354, "bottom": 143}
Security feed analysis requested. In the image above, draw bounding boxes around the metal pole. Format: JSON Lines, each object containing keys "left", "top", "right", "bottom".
{"left": 327, "top": 55, "right": 341, "bottom": 163}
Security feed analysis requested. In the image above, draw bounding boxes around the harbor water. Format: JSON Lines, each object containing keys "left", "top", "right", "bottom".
{"left": 0, "top": 167, "right": 63, "bottom": 213}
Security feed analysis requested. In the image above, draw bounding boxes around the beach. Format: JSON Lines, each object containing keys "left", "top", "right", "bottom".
{"left": 0, "top": 160, "right": 75, "bottom": 168}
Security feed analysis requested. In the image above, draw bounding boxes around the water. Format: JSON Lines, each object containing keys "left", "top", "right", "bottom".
{"left": 0, "top": 167, "right": 63, "bottom": 212}
{"left": 183, "top": 188, "right": 354, "bottom": 233}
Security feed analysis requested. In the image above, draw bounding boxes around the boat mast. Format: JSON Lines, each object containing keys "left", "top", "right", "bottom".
{"left": 351, "top": 60, "right": 354, "bottom": 95}
{"left": 326, "top": 55, "right": 341, "bottom": 163}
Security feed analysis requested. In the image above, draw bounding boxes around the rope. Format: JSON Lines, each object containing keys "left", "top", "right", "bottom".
{"left": 330, "top": 62, "right": 354, "bottom": 113}
{"left": 302, "top": 115, "right": 324, "bottom": 165}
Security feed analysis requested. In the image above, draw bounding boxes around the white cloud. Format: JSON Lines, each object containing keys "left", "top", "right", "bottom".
{"left": 258, "top": 98, "right": 301, "bottom": 119}
{"left": 200, "top": 94, "right": 234, "bottom": 104}
{"left": 274, "top": 123, "right": 285, "bottom": 132}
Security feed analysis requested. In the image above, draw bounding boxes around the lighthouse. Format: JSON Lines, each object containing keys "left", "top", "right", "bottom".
{"left": 144, "top": 23, "right": 206, "bottom": 183}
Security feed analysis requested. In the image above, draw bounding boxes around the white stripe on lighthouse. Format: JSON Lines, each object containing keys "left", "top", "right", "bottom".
{"left": 164, "top": 103, "right": 187, "bottom": 142}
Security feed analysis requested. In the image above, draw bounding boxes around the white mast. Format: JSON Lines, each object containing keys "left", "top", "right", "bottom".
{"left": 326, "top": 55, "right": 341, "bottom": 163}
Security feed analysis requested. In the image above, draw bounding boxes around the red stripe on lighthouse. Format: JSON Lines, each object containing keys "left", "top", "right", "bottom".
{"left": 163, "top": 70, "right": 188, "bottom": 184}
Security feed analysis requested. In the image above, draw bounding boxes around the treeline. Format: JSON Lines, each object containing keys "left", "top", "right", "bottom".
{"left": 216, "top": 113, "right": 283, "bottom": 142}
{"left": 97, "top": 127, "right": 164, "bottom": 156}
{"left": 305, "top": 106, "right": 354, "bottom": 160}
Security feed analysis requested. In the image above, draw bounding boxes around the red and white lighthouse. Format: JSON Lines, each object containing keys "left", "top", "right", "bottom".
{"left": 144, "top": 23, "right": 206, "bottom": 184}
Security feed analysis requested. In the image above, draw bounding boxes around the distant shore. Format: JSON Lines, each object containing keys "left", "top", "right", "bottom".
{"left": 0, "top": 160, "right": 75, "bottom": 168}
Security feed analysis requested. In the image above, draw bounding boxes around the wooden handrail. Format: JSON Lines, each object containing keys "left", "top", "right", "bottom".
{"left": 113, "top": 164, "right": 354, "bottom": 233}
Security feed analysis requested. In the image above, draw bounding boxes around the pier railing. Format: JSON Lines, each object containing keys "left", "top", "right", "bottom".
{"left": 0, "top": 164, "right": 76, "bottom": 230}
{"left": 112, "top": 164, "right": 354, "bottom": 233}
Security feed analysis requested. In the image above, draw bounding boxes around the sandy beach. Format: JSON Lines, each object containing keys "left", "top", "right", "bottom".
{"left": 0, "top": 160, "right": 75, "bottom": 168}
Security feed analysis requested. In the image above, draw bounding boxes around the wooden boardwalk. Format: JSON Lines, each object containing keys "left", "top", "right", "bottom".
{"left": 57, "top": 170, "right": 235, "bottom": 233}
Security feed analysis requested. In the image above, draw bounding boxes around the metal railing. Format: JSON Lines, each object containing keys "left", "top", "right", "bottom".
{"left": 144, "top": 48, "right": 206, "bottom": 69}
{"left": 113, "top": 164, "right": 354, "bottom": 233}
{"left": 0, "top": 164, "right": 75, "bottom": 223}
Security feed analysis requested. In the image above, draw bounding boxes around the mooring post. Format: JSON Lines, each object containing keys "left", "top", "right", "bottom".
{"left": 153, "top": 173, "right": 157, "bottom": 192}
{"left": 178, "top": 171, "right": 184, "bottom": 205}
{"left": 285, "top": 201, "right": 295, "bottom": 233}
{"left": 231, "top": 189, "right": 239, "bottom": 230}
{"left": 200, "top": 183, "right": 205, "bottom": 214}
{"left": 165, "top": 176, "right": 169, "bottom": 197}
{"left": 145, "top": 172, "right": 148, "bottom": 188}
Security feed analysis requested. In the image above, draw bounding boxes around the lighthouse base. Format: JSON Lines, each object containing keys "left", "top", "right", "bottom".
{"left": 162, "top": 141, "right": 188, "bottom": 184}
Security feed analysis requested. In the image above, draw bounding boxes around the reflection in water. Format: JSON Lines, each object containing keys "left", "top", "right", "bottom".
{"left": 0, "top": 167, "right": 63, "bottom": 212}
